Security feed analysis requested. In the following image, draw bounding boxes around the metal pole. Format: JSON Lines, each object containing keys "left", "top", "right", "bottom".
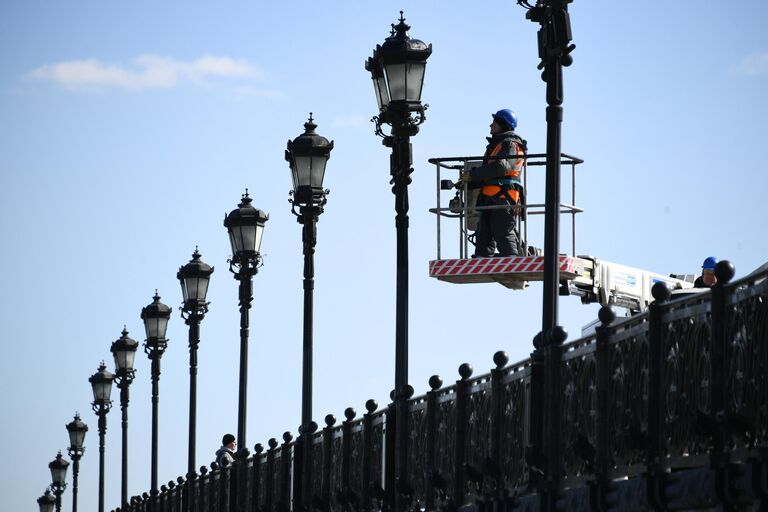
{"left": 393, "top": 132, "right": 411, "bottom": 393}
{"left": 119, "top": 382, "right": 130, "bottom": 509}
{"left": 186, "top": 316, "right": 200, "bottom": 477}
{"left": 300, "top": 206, "right": 318, "bottom": 510}
{"left": 237, "top": 260, "right": 254, "bottom": 449}
{"left": 71, "top": 457, "right": 80, "bottom": 512}
{"left": 97, "top": 409, "right": 107, "bottom": 512}
{"left": 390, "top": 110, "right": 415, "bottom": 512}
{"left": 150, "top": 354, "right": 161, "bottom": 500}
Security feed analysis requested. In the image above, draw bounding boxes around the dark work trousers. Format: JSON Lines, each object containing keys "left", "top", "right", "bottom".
{"left": 474, "top": 200, "right": 520, "bottom": 257}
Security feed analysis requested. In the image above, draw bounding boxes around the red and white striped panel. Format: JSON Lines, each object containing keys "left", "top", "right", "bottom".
{"left": 429, "top": 255, "right": 577, "bottom": 278}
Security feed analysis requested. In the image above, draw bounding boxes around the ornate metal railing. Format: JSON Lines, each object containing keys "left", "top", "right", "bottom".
{"left": 114, "top": 263, "right": 768, "bottom": 511}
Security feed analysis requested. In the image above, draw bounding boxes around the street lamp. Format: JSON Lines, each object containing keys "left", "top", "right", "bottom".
{"left": 48, "top": 452, "right": 69, "bottom": 512}
{"left": 285, "top": 114, "right": 333, "bottom": 510}
{"left": 111, "top": 327, "right": 138, "bottom": 510}
{"left": 177, "top": 249, "right": 213, "bottom": 477}
{"left": 141, "top": 291, "right": 172, "bottom": 499}
{"left": 89, "top": 362, "right": 113, "bottom": 512}
{"left": 65, "top": 413, "right": 88, "bottom": 512}
{"left": 366, "top": 12, "right": 431, "bottom": 507}
{"left": 38, "top": 489, "right": 55, "bottom": 512}
{"left": 224, "top": 190, "right": 268, "bottom": 451}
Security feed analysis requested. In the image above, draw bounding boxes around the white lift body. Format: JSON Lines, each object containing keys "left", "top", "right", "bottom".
{"left": 429, "top": 255, "right": 693, "bottom": 313}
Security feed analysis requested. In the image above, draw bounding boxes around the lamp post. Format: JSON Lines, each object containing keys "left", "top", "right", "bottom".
{"left": 366, "top": 12, "right": 430, "bottom": 509}
{"left": 38, "top": 489, "right": 56, "bottom": 512}
{"left": 517, "top": 3, "right": 574, "bottom": 510}
{"left": 285, "top": 114, "right": 333, "bottom": 509}
{"left": 141, "top": 291, "right": 172, "bottom": 501}
{"left": 89, "top": 362, "right": 113, "bottom": 512}
{"left": 224, "top": 191, "right": 268, "bottom": 451}
{"left": 65, "top": 414, "right": 87, "bottom": 512}
{"left": 111, "top": 327, "right": 138, "bottom": 510}
{"left": 177, "top": 249, "right": 214, "bottom": 477}
{"left": 48, "top": 452, "right": 69, "bottom": 512}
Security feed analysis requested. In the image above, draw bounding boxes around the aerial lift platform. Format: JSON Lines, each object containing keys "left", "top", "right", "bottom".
{"left": 427, "top": 153, "right": 694, "bottom": 314}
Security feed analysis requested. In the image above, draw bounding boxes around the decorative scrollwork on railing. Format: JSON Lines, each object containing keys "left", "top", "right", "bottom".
{"left": 561, "top": 339, "right": 597, "bottom": 480}
{"left": 464, "top": 377, "right": 492, "bottom": 496}
{"left": 661, "top": 298, "right": 712, "bottom": 464}
{"left": 432, "top": 387, "right": 457, "bottom": 500}
{"left": 500, "top": 367, "right": 529, "bottom": 490}
{"left": 407, "top": 398, "right": 427, "bottom": 506}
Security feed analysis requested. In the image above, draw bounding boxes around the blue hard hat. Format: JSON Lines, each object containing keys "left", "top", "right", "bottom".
{"left": 492, "top": 109, "right": 517, "bottom": 130}
{"left": 702, "top": 256, "right": 718, "bottom": 270}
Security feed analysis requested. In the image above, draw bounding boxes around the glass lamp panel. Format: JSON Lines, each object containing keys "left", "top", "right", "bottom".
{"left": 310, "top": 156, "right": 328, "bottom": 188}
{"left": 405, "top": 62, "right": 426, "bottom": 102}
{"left": 143, "top": 317, "right": 158, "bottom": 339}
{"left": 233, "top": 225, "right": 258, "bottom": 254}
{"left": 38, "top": 493, "right": 55, "bottom": 512}
{"left": 92, "top": 380, "right": 112, "bottom": 402}
{"left": 50, "top": 466, "right": 67, "bottom": 486}
{"left": 124, "top": 348, "right": 136, "bottom": 371}
{"left": 374, "top": 75, "right": 390, "bottom": 110}
{"left": 155, "top": 316, "right": 169, "bottom": 339}
{"left": 293, "top": 156, "right": 313, "bottom": 188}
{"left": 383, "top": 63, "right": 407, "bottom": 101}
{"left": 68, "top": 428, "right": 85, "bottom": 450}
{"left": 290, "top": 164, "right": 299, "bottom": 192}
{"left": 254, "top": 224, "right": 265, "bottom": 253}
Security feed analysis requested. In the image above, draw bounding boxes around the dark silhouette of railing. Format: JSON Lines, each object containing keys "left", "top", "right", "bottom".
{"left": 114, "top": 262, "right": 768, "bottom": 511}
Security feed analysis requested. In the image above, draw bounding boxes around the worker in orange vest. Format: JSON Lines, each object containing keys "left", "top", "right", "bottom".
{"left": 467, "top": 109, "right": 527, "bottom": 257}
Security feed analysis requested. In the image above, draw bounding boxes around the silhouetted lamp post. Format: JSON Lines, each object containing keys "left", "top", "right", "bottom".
{"left": 141, "top": 291, "right": 171, "bottom": 499}
{"left": 177, "top": 249, "right": 213, "bottom": 476}
{"left": 49, "top": 452, "right": 69, "bottom": 512}
{"left": 65, "top": 414, "right": 87, "bottom": 512}
{"left": 286, "top": 114, "right": 333, "bottom": 509}
{"left": 366, "top": 12, "right": 431, "bottom": 507}
{"left": 89, "top": 362, "right": 113, "bottom": 512}
{"left": 111, "top": 328, "right": 138, "bottom": 510}
{"left": 38, "top": 489, "right": 56, "bottom": 512}
{"left": 224, "top": 191, "right": 268, "bottom": 451}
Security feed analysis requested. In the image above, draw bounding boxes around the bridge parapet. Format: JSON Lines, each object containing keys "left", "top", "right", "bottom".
{"left": 115, "top": 261, "right": 768, "bottom": 511}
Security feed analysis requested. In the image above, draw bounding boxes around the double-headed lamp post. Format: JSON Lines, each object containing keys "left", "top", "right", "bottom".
{"left": 224, "top": 191, "right": 268, "bottom": 452}
{"left": 111, "top": 328, "right": 138, "bottom": 510}
{"left": 48, "top": 451, "right": 69, "bottom": 512}
{"left": 141, "top": 291, "right": 172, "bottom": 500}
{"left": 285, "top": 114, "right": 333, "bottom": 510}
{"left": 89, "top": 362, "right": 114, "bottom": 512}
{"left": 65, "top": 413, "right": 87, "bottom": 512}
{"left": 366, "top": 12, "right": 431, "bottom": 507}
{"left": 37, "top": 489, "right": 56, "bottom": 512}
{"left": 177, "top": 249, "right": 213, "bottom": 476}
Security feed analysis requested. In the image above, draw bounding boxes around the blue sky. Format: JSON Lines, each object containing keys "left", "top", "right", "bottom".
{"left": 1, "top": 1, "right": 766, "bottom": 509}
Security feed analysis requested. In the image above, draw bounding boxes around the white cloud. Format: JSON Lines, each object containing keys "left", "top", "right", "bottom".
{"left": 26, "top": 54, "right": 262, "bottom": 91}
{"left": 735, "top": 52, "right": 768, "bottom": 76}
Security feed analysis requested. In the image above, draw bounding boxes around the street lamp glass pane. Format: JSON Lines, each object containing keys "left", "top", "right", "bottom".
{"left": 293, "top": 156, "right": 327, "bottom": 189}
{"left": 145, "top": 316, "right": 168, "bottom": 339}
{"left": 50, "top": 465, "right": 67, "bottom": 486}
{"left": 374, "top": 75, "right": 389, "bottom": 110}
{"left": 182, "top": 276, "right": 209, "bottom": 303}
{"left": 114, "top": 349, "right": 136, "bottom": 372}
{"left": 229, "top": 225, "right": 263, "bottom": 255}
{"left": 384, "top": 63, "right": 406, "bottom": 101}
{"left": 68, "top": 428, "right": 85, "bottom": 450}
{"left": 92, "top": 380, "right": 112, "bottom": 402}
{"left": 38, "top": 495, "right": 54, "bottom": 512}
{"left": 405, "top": 62, "right": 426, "bottom": 102}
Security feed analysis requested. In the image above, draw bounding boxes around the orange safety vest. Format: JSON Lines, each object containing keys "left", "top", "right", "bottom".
{"left": 480, "top": 140, "right": 524, "bottom": 203}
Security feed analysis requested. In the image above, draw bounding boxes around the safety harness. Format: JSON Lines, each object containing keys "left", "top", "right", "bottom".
{"left": 481, "top": 134, "right": 527, "bottom": 205}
